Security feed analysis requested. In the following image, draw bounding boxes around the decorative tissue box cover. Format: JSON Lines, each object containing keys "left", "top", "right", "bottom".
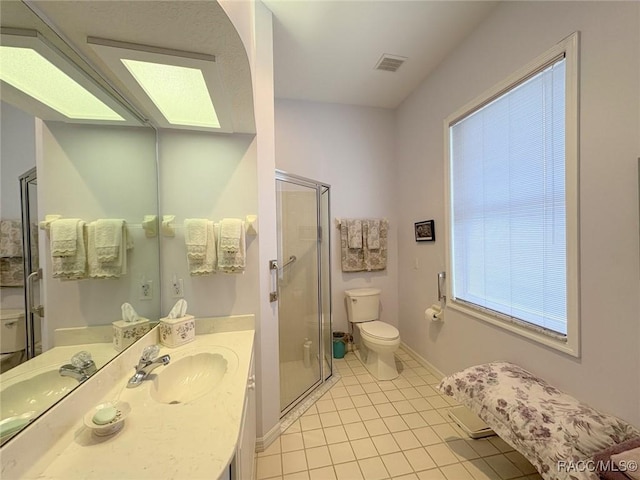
{"left": 159, "top": 314, "right": 195, "bottom": 348}
{"left": 112, "top": 319, "right": 151, "bottom": 352}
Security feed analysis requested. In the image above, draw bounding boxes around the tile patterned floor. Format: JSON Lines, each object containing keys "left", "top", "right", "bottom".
{"left": 257, "top": 349, "right": 543, "bottom": 480}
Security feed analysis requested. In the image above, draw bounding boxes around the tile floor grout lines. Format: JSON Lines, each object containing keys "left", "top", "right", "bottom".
{"left": 257, "top": 351, "right": 542, "bottom": 480}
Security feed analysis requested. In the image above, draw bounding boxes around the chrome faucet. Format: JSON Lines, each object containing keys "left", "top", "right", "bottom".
{"left": 59, "top": 351, "right": 97, "bottom": 383}
{"left": 127, "top": 345, "right": 170, "bottom": 388}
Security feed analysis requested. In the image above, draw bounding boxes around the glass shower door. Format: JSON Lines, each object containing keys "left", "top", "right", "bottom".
{"left": 19, "top": 167, "right": 42, "bottom": 360}
{"left": 276, "top": 175, "right": 328, "bottom": 414}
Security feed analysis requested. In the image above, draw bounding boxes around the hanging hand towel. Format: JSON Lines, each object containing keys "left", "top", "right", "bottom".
{"left": 346, "top": 219, "right": 363, "bottom": 249}
{"left": 94, "top": 219, "right": 124, "bottom": 262}
{"left": 188, "top": 221, "right": 217, "bottom": 276}
{"left": 184, "top": 218, "right": 208, "bottom": 260}
{"left": 363, "top": 219, "right": 388, "bottom": 271}
{"left": 87, "top": 223, "right": 129, "bottom": 278}
{"left": 219, "top": 218, "right": 242, "bottom": 253}
{"left": 50, "top": 218, "right": 81, "bottom": 257}
{"left": 366, "top": 219, "right": 381, "bottom": 249}
{"left": 340, "top": 223, "right": 365, "bottom": 272}
{"left": 217, "top": 220, "right": 245, "bottom": 273}
{"left": 0, "top": 220, "right": 23, "bottom": 258}
{"left": 52, "top": 220, "right": 87, "bottom": 279}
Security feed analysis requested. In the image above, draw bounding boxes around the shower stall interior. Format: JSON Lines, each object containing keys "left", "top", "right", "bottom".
{"left": 276, "top": 171, "right": 332, "bottom": 416}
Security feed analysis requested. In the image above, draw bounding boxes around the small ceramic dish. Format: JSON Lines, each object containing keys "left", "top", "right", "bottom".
{"left": 83, "top": 401, "right": 131, "bottom": 436}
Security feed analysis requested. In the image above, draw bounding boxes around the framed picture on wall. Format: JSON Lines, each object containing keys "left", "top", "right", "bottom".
{"left": 415, "top": 220, "right": 435, "bottom": 242}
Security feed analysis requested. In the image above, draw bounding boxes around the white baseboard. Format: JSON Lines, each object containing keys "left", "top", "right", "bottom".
{"left": 400, "top": 342, "right": 445, "bottom": 380}
{"left": 255, "top": 421, "right": 281, "bottom": 453}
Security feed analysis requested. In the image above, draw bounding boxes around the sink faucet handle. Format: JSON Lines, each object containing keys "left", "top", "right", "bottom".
{"left": 141, "top": 344, "right": 160, "bottom": 362}
{"left": 71, "top": 351, "right": 93, "bottom": 368}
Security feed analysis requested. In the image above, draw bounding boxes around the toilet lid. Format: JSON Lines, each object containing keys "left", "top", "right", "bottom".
{"left": 360, "top": 321, "right": 399, "bottom": 340}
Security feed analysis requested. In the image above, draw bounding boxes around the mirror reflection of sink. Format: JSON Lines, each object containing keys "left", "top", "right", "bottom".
{"left": 150, "top": 352, "right": 234, "bottom": 405}
{"left": 0, "top": 368, "right": 79, "bottom": 429}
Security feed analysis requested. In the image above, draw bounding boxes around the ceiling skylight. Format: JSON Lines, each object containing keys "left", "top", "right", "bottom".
{"left": 0, "top": 45, "right": 124, "bottom": 121}
{"left": 87, "top": 37, "right": 232, "bottom": 133}
{"left": 121, "top": 59, "right": 219, "bottom": 128}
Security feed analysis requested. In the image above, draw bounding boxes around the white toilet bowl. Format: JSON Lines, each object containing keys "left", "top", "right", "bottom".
{"left": 345, "top": 288, "right": 401, "bottom": 381}
{"left": 356, "top": 321, "right": 400, "bottom": 380}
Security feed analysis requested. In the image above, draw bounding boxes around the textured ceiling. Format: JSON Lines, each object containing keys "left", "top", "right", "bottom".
{"left": 264, "top": 0, "right": 499, "bottom": 109}
{"left": 2, "top": 0, "right": 501, "bottom": 125}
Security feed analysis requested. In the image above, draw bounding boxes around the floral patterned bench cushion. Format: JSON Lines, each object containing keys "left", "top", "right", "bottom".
{"left": 439, "top": 362, "right": 640, "bottom": 480}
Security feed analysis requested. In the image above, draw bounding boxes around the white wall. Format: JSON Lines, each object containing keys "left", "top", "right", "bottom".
{"left": 157, "top": 129, "right": 260, "bottom": 318}
{"left": 252, "top": 1, "right": 281, "bottom": 444}
{"left": 396, "top": 1, "right": 640, "bottom": 425}
{"left": 1, "top": 102, "right": 35, "bottom": 218}
{"left": 275, "top": 99, "right": 398, "bottom": 333}
{"left": 39, "top": 121, "right": 160, "bottom": 348}
{"left": 0, "top": 102, "right": 36, "bottom": 310}
{"left": 216, "top": 0, "right": 281, "bottom": 443}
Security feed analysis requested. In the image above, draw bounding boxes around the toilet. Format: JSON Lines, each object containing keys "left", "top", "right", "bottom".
{"left": 345, "top": 288, "right": 400, "bottom": 380}
{"left": 0, "top": 309, "right": 26, "bottom": 373}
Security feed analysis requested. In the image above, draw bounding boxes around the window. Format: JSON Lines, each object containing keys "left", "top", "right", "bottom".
{"left": 445, "top": 33, "right": 579, "bottom": 356}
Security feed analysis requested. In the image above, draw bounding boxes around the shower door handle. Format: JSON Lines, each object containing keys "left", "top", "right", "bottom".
{"left": 269, "top": 260, "right": 279, "bottom": 302}
{"left": 27, "top": 268, "right": 44, "bottom": 317}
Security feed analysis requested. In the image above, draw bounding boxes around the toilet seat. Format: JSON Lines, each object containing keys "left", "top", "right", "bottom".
{"left": 360, "top": 321, "right": 399, "bottom": 341}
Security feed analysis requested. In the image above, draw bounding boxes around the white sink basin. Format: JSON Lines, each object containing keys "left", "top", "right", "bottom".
{"left": 150, "top": 350, "right": 236, "bottom": 405}
{"left": 0, "top": 368, "right": 78, "bottom": 424}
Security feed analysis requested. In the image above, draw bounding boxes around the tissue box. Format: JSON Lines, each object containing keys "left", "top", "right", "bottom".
{"left": 112, "top": 318, "right": 151, "bottom": 352}
{"left": 159, "top": 314, "right": 195, "bottom": 348}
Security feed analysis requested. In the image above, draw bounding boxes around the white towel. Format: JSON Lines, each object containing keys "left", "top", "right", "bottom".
{"left": 184, "top": 218, "right": 208, "bottom": 260}
{"left": 52, "top": 221, "right": 87, "bottom": 279}
{"left": 217, "top": 220, "right": 245, "bottom": 273}
{"left": 95, "top": 219, "right": 124, "bottom": 262}
{"left": 346, "top": 219, "right": 362, "bottom": 249}
{"left": 50, "top": 219, "right": 81, "bottom": 257}
{"left": 367, "top": 219, "right": 381, "bottom": 249}
{"left": 188, "top": 221, "right": 217, "bottom": 276}
{"left": 219, "top": 218, "right": 242, "bottom": 253}
{"left": 87, "top": 222, "right": 129, "bottom": 278}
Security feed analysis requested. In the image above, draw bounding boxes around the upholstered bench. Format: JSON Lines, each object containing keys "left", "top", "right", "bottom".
{"left": 439, "top": 362, "right": 640, "bottom": 480}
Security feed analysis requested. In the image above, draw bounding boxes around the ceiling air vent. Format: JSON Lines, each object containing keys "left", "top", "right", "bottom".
{"left": 375, "top": 54, "right": 407, "bottom": 72}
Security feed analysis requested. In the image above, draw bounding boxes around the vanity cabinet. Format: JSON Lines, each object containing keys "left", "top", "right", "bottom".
{"left": 231, "top": 349, "right": 256, "bottom": 480}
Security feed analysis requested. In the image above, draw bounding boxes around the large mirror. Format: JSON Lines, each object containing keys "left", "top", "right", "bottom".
{"left": 0, "top": 0, "right": 255, "bottom": 446}
{"left": 0, "top": 1, "right": 160, "bottom": 443}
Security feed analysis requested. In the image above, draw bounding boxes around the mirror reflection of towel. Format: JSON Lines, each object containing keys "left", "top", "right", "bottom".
{"left": 184, "top": 218, "right": 208, "bottom": 260}
{"left": 95, "top": 219, "right": 124, "bottom": 262}
{"left": 0, "top": 220, "right": 23, "bottom": 257}
{"left": 87, "top": 222, "right": 130, "bottom": 278}
{"left": 52, "top": 221, "right": 87, "bottom": 279}
{"left": 217, "top": 220, "right": 245, "bottom": 273}
{"left": 188, "top": 221, "right": 217, "bottom": 276}
{"left": 50, "top": 218, "right": 80, "bottom": 257}
{"left": 219, "top": 218, "right": 242, "bottom": 253}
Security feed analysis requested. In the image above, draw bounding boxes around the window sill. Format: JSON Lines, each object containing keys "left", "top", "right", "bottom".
{"left": 448, "top": 300, "right": 579, "bottom": 358}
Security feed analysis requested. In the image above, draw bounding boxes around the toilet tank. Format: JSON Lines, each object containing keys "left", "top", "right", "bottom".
{"left": 345, "top": 288, "right": 381, "bottom": 323}
{"left": 0, "top": 309, "right": 26, "bottom": 353}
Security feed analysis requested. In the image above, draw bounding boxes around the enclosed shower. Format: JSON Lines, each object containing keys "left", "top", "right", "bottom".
{"left": 276, "top": 171, "right": 332, "bottom": 416}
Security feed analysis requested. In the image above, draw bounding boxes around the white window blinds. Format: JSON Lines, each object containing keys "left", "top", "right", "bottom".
{"left": 450, "top": 57, "right": 567, "bottom": 335}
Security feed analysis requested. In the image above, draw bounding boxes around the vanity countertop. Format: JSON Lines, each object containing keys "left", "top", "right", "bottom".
{"left": 25, "top": 329, "right": 254, "bottom": 480}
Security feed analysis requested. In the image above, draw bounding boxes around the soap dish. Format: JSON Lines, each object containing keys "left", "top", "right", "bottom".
{"left": 83, "top": 401, "right": 131, "bottom": 436}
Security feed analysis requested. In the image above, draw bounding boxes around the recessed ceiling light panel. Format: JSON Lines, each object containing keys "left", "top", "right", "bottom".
{"left": 121, "top": 59, "right": 219, "bottom": 128}
{"left": 0, "top": 29, "right": 138, "bottom": 124}
{"left": 88, "top": 37, "right": 232, "bottom": 133}
{"left": 0, "top": 46, "right": 123, "bottom": 121}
